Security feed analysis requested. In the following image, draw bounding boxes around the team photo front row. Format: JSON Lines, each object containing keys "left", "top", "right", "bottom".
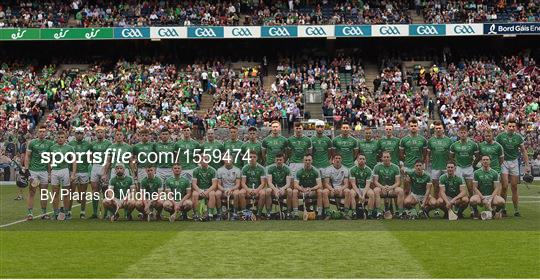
{"left": 20, "top": 119, "right": 533, "bottom": 222}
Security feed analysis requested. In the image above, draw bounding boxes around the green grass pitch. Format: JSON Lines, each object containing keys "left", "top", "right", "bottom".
{"left": 1, "top": 183, "right": 539, "bottom": 278}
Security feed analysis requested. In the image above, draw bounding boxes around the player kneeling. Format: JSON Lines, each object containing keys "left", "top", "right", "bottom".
{"left": 403, "top": 161, "right": 436, "bottom": 219}
{"left": 163, "top": 164, "right": 192, "bottom": 222}
{"left": 470, "top": 156, "right": 505, "bottom": 219}
{"left": 349, "top": 154, "right": 374, "bottom": 219}
{"left": 438, "top": 162, "right": 469, "bottom": 219}
{"left": 102, "top": 164, "right": 134, "bottom": 221}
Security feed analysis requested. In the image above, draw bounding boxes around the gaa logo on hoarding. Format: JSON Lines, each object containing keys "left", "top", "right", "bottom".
{"left": 157, "top": 28, "right": 179, "bottom": 37}
{"left": 121, "top": 28, "right": 144, "bottom": 38}
{"left": 305, "top": 27, "right": 326, "bottom": 36}
{"left": 453, "top": 25, "right": 475, "bottom": 34}
{"left": 342, "top": 26, "right": 364, "bottom": 36}
{"left": 379, "top": 26, "right": 400, "bottom": 35}
{"left": 416, "top": 25, "right": 439, "bottom": 35}
{"left": 232, "top": 28, "right": 253, "bottom": 37}
{"left": 268, "top": 27, "right": 290, "bottom": 36}
{"left": 195, "top": 28, "right": 217, "bottom": 37}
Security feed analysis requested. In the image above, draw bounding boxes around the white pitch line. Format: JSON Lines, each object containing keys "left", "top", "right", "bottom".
{"left": 0, "top": 203, "right": 82, "bottom": 228}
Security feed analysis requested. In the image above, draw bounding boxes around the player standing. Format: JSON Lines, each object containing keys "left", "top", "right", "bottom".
{"left": 358, "top": 127, "right": 380, "bottom": 170}
{"left": 477, "top": 128, "right": 504, "bottom": 174}
{"left": 175, "top": 126, "right": 201, "bottom": 181}
{"left": 449, "top": 125, "right": 478, "bottom": 205}
{"left": 24, "top": 125, "right": 53, "bottom": 220}
{"left": 332, "top": 123, "right": 358, "bottom": 169}
{"left": 400, "top": 119, "right": 427, "bottom": 176}
{"left": 426, "top": 121, "right": 453, "bottom": 194}
{"left": 241, "top": 127, "right": 263, "bottom": 165}
{"left": 132, "top": 129, "right": 155, "bottom": 181}
{"left": 496, "top": 120, "right": 531, "bottom": 217}
{"left": 49, "top": 131, "right": 77, "bottom": 220}
{"left": 103, "top": 130, "right": 133, "bottom": 180}
{"left": 262, "top": 121, "right": 289, "bottom": 167}
{"left": 69, "top": 127, "right": 92, "bottom": 219}
{"left": 223, "top": 126, "right": 245, "bottom": 169}
{"left": 310, "top": 121, "right": 333, "bottom": 172}
{"left": 154, "top": 129, "right": 176, "bottom": 182}
{"left": 379, "top": 124, "right": 401, "bottom": 165}
{"left": 203, "top": 128, "right": 224, "bottom": 170}
{"left": 287, "top": 123, "right": 312, "bottom": 177}
{"left": 89, "top": 127, "right": 112, "bottom": 219}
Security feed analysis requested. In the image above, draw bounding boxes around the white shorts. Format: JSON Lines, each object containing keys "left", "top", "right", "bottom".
{"left": 430, "top": 169, "right": 445, "bottom": 180}
{"left": 51, "top": 168, "right": 70, "bottom": 187}
{"left": 90, "top": 164, "right": 105, "bottom": 183}
{"left": 412, "top": 193, "right": 426, "bottom": 203}
{"left": 288, "top": 163, "right": 304, "bottom": 177}
{"left": 137, "top": 168, "right": 148, "bottom": 180}
{"left": 182, "top": 169, "right": 194, "bottom": 181}
{"left": 456, "top": 166, "right": 474, "bottom": 180}
{"left": 29, "top": 170, "right": 49, "bottom": 185}
{"left": 156, "top": 167, "right": 173, "bottom": 181}
{"left": 74, "top": 173, "right": 90, "bottom": 184}
{"left": 501, "top": 159, "right": 519, "bottom": 176}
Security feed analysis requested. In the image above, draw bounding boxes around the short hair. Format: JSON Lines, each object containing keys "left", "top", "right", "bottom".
{"left": 382, "top": 151, "right": 391, "bottom": 156}
{"left": 340, "top": 123, "right": 350, "bottom": 129}
{"left": 482, "top": 155, "right": 491, "bottom": 160}
{"left": 459, "top": 125, "right": 468, "bottom": 132}
{"left": 409, "top": 118, "right": 418, "bottom": 125}
{"left": 304, "top": 153, "right": 313, "bottom": 158}
{"left": 507, "top": 119, "right": 517, "bottom": 125}
{"left": 38, "top": 125, "right": 47, "bottom": 130}
{"left": 139, "top": 128, "right": 149, "bottom": 134}
{"left": 270, "top": 120, "right": 281, "bottom": 126}
{"left": 56, "top": 130, "right": 67, "bottom": 136}
{"left": 229, "top": 126, "right": 238, "bottom": 131}
{"left": 433, "top": 120, "right": 443, "bottom": 126}
{"left": 249, "top": 150, "right": 258, "bottom": 157}
{"left": 357, "top": 153, "right": 366, "bottom": 158}
{"left": 248, "top": 126, "right": 258, "bottom": 132}
{"left": 275, "top": 152, "right": 284, "bottom": 158}
{"left": 294, "top": 122, "right": 302, "bottom": 128}
{"left": 160, "top": 128, "right": 170, "bottom": 134}
{"left": 447, "top": 161, "right": 456, "bottom": 166}
{"left": 332, "top": 154, "right": 342, "bottom": 159}
{"left": 414, "top": 160, "right": 423, "bottom": 165}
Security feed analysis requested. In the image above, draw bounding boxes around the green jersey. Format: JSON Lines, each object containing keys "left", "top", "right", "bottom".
{"left": 192, "top": 166, "right": 217, "bottom": 190}
{"left": 439, "top": 174, "right": 463, "bottom": 197}
{"left": 478, "top": 141, "right": 504, "bottom": 172}
{"left": 27, "top": 139, "right": 54, "bottom": 171}
{"left": 223, "top": 139, "right": 245, "bottom": 168}
{"left": 262, "top": 135, "right": 289, "bottom": 166}
{"left": 49, "top": 143, "right": 75, "bottom": 170}
{"left": 295, "top": 167, "right": 320, "bottom": 188}
{"left": 474, "top": 168, "right": 500, "bottom": 196}
{"left": 203, "top": 140, "right": 224, "bottom": 170}
{"left": 164, "top": 176, "right": 190, "bottom": 197}
{"left": 266, "top": 164, "right": 291, "bottom": 188}
{"left": 108, "top": 142, "right": 132, "bottom": 166}
{"left": 109, "top": 175, "right": 133, "bottom": 198}
{"left": 241, "top": 140, "right": 262, "bottom": 165}
{"left": 373, "top": 163, "right": 400, "bottom": 186}
{"left": 140, "top": 176, "right": 162, "bottom": 194}
{"left": 288, "top": 136, "right": 312, "bottom": 163}
{"left": 152, "top": 141, "right": 176, "bottom": 168}
{"left": 332, "top": 135, "right": 358, "bottom": 168}
{"left": 242, "top": 163, "right": 266, "bottom": 188}
{"left": 450, "top": 139, "right": 478, "bottom": 167}
{"left": 358, "top": 139, "right": 380, "bottom": 168}
{"left": 427, "top": 136, "right": 453, "bottom": 170}
{"left": 175, "top": 139, "right": 201, "bottom": 170}
{"left": 311, "top": 135, "right": 333, "bottom": 168}
{"left": 349, "top": 165, "right": 372, "bottom": 189}
{"left": 69, "top": 139, "right": 92, "bottom": 173}
{"left": 407, "top": 171, "right": 431, "bottom": 195}
{"left": 379, "top": 137, "right": 401, "bottom": 165}
{"left": 400, "top": 135, "right": 427, "bottom": 168}
{"left": 133, "top": 141, "right": 155, "bottom": 169}
{"left": 90, "top": 139, "right": 112, "bottom": 165}
{"left": 496, "top": 132, "right": 524, "bottom": 161}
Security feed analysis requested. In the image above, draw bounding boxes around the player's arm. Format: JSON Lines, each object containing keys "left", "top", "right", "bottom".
{"left": 425, "top": 148, "right": 431, "bottom": 167}
{"left": 449, "top": 144, "right": 455, "bottom": 161}
{"left": 372, "top": 174, "right": 383, "bottom": 189}
{"left": 311, "top": 178, "right": 323, "bottom": 191}
{"left": 241, "top": 175, "right": 249, "bottom": 190}
{"left": 439, "top": 184, "right": 450, "bottom": 204}
{"left": 280, "top": 176, "right": 291, "bottom": 192}
{"left": 209, "top": 178, "right": 218, "bottom": 191}
{"left": 255, "top": 176, "right": 266, "bottom": 192}
{"left": 498, "top": 147, "right": 505, "bottom": 170}
{"left": 23, "top": 144, "right": 31, "bottom": 170}
{"left": 191, "top": 178, "right": 202, "bottom": 194}
{"left": 519, "top": 144, "right": 531, "bottom": 173}
{"left": 455, "top": 184, "right": 467, "bottom": 201}
{"left": 424, "top": 182, "right": 432, "bottom": 206}
{"left": 391, "top": 175, "right": 401, "bottom": 189}
{"left": 472, "top": 180, "right": 482, "bottom": 198}
{"left": 323, "top": 176, "right": 332, "bottom": 190}
{"left": 493, "top": 180, "right": 502, "bottom": 196}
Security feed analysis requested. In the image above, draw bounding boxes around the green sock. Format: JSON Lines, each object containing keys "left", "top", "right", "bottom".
{"left": 27, "top": 208, "right": 33, "bottom": 215}
{"left": 41, "top": 208, "right": 47, "bottom": 214}
{"left": 92, "top": 199, "right": 98, "bottom": 215}
{"left": 514, "top": 206, "right": 519, "bottom": 212}
{"left": 324, "top": 207, "right": 329, "bottom": 215}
